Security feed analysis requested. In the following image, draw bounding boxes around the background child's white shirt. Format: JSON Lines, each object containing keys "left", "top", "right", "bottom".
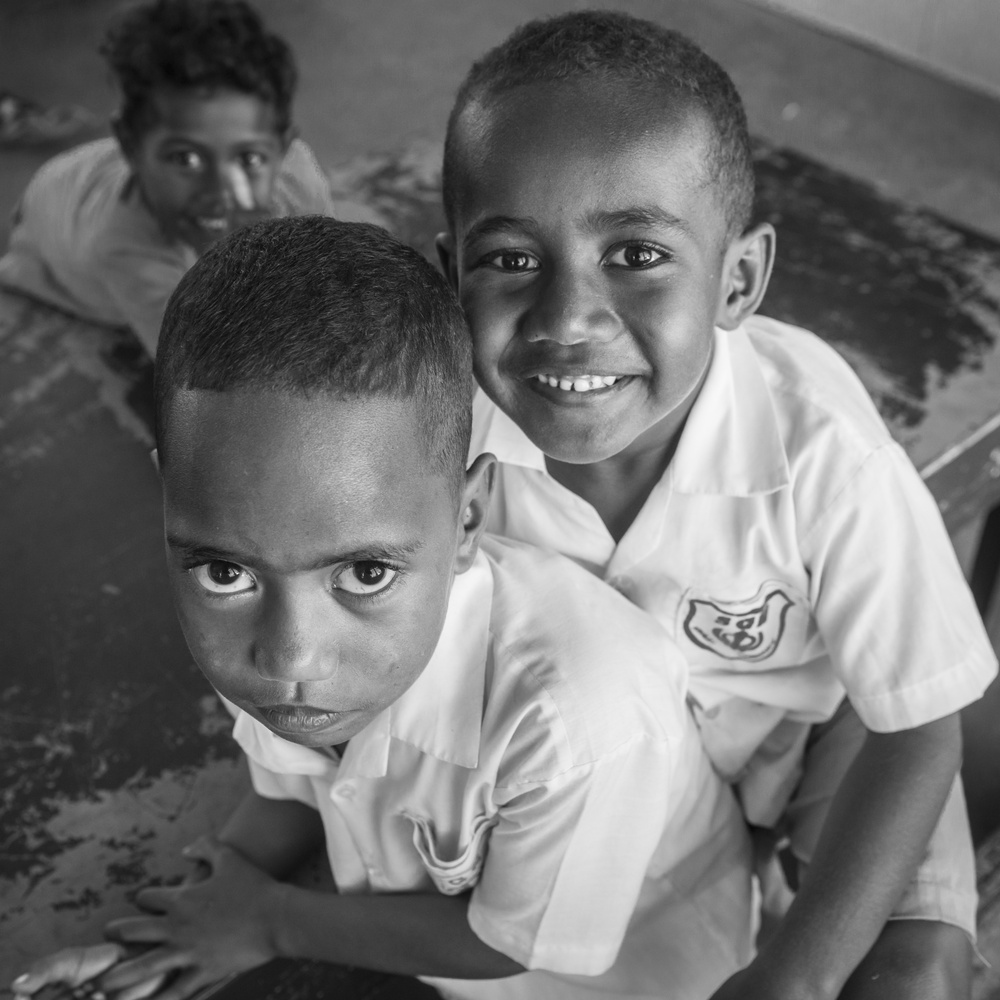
{"left": 0, "top": 137, "right": 334, "bottom": 353}
{"left": 224, "top": 536, "right": 754, "bottom": 1000}
{"left": 470, "top": 317, "right": 998, "bottom": 794}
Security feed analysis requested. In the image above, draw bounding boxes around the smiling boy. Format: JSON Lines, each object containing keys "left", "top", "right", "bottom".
{"left": 436, "top": 12, "right": 998, "bottom": 1000}
{"left": 0, "top": 0, "right": 332, "bottom": 355}
{"left": 11, "top": 216, "right": 754, "bottom": 1000}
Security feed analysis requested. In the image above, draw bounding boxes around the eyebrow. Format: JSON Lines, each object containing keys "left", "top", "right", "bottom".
{"left": 461, "top": 206, "right": 692, "bottom": 253}
{"left": 166, "top": 536, "right": 424, "bottom": 573}
{"left": 582, "top": 206, "right": 693, "bottom": 238}
{"left": 462, "top": 215, "right": 540, "bottom": 252}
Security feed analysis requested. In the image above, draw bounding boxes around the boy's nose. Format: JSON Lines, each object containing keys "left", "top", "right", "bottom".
{"left": 524, "top": 269, "right": 621, "bottom": 345}
{"left": 253, "top": 588, "right": 337, "bottom": 684}
{"left": 198, "top": 164, "right": 236, "bottom": 213}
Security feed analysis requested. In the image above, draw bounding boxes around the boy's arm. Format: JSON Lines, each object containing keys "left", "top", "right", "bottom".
{"left": 215, "top": 787, "right": 326, "bottom": 878}
{"left": 99, "top": 837, "right": 521, "bottom": 1000}
{"left": 710, "top": 711, "right": 962, "bottom": 1000}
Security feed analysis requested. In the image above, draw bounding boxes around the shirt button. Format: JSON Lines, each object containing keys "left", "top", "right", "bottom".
{"left": 336, "top": 783, "right": 355, "bottom": 800}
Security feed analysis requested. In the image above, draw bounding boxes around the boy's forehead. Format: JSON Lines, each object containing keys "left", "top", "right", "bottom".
{"left": 458, "top": 78, "right": 697, "bottom": 163}
{"left": 449, "top": 80, "right": 723, "bottom": 236}
{"left": 163, "top": 388, "right": 421, "bottom": 484}
{"left": 143, "top": 87, "right": 282, "bottom": 141}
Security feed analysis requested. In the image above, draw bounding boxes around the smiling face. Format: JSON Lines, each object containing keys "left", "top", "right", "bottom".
{"left": 443, "top": 80, "right": 735, "bottom": 465}
{"left": 161, "top": 388, "right": 485, "bottom": 748}
{"left": 122, "top": 87, "right": 289, "bottom": 253}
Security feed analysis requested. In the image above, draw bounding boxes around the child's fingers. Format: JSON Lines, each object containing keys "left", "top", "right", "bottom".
{"left": 142, "top": 967, "right": 208, "bottom": 1000}
{"left": 133, "top": 884, "right": 179, "bottom": 913}
{"left": 113, "top": 971, "right": 170, "bottom": 1000}
{"left": 180, "top": 835, "right": 231, "bottom": 872}
{"left": 105, "top": 913, "right": 171, "bottom": 943}
{"left": 10, "top": 943, "right": 125, "bottom": 995}
{"left": 99, "top": 946, "right": 188, "bottom": 994}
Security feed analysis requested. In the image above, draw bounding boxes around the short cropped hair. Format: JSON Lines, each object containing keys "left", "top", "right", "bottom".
{"left": 443, "top": 10, "right": 754, "bottom": 238}
{"left": 155, "top": 217, "right": 475, "bottom": 491}
{"left": 102, "top": 0, "right": 296, "bottom": 140}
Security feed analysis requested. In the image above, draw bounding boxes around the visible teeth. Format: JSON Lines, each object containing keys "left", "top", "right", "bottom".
{"left": 535, "top": 374, "right": 620, "bottom": 392}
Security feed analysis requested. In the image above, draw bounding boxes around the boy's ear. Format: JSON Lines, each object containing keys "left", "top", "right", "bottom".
{"left": 435, "top": 232, "right": 459, "bottom": 292}
{"left": 715, "top": 222, "right": 776, "bottom": 330}
{"left": 454, "top": 452, "right": 496, "bottom": 573}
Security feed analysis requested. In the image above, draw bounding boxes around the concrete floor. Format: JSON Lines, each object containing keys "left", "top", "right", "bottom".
{"left": 2, "top": 0, "right": 1000, "bottom": 992}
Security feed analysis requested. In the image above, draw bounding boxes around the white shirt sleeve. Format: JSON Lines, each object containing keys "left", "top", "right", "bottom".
{"left": 467, "top": 733, "right": 675, "bottom": 975}
{"left": 803, "top": 439, "right": 997, "bottom": 731}
{"left": 100, "top": 246, "right": 189, "bottom": 355}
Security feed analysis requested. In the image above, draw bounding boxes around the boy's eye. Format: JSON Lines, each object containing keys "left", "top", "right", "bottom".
{"left": 239, "top": 151, "right": 267, "bottom": 170}
{"left": 165, "top": 150, "right": 204, "bottom": 171}
{"left": 333, "top": 561, "right": 398, "bottom": 596}
{"left": 192, "top": 561, "right": 255, "bottom": 594}
{"left": 604, "top": 243, "right": 671, "bottom": 269}
{"left": 480, "top": 250, "right": 540, "bottom": 273}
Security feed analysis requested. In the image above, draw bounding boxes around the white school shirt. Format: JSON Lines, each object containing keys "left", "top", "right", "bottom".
{"left": 0, "top": 137, "right": 333, "bottom": 353}
{"left": 470, "top": 316, "right": 997, "bottom": 796}
{"left": 229, "top": 536, "right": 754, "bottom": 1000}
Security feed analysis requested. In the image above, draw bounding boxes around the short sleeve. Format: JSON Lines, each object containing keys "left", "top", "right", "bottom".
{"left": 274, "top": 139, "right": 336, "bottom": 218}
{"left": 467, "top": 733, "right": 674, "bottom": 975}
{"left": 101, "top": 248, "right": 189, "bottom": 355}
{"left": 803, "top": 441, "right": 997, "bottom": 731}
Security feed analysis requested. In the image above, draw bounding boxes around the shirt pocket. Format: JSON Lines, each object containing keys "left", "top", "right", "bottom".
{"left": 401, "top": 811, "right": 497, "bottom": 896}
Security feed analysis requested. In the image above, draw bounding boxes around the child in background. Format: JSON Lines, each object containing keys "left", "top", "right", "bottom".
{"left": 11, "top": 217, "right": 754, "bottom": 1000}
{"left": 0, "top": 0, "right": 332, "bottom": 355}
{"left": 436, "top": 12, "right": 998, "bottom": 1000}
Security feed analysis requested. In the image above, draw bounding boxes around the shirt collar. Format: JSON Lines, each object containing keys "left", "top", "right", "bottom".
{"left": 670, "top": 325, "right": 790, "bottom": 496}
{"left": 471, "top": 389, "right": 547, "bottom": 471}
{"left": 471, "top": 326, "right": 789, "bottom": 497}
{"left": 230, "top": 550, "right": 494, "bottom": 779}
{"left": 384, "top": 549, "right": 492, "bottom": 769}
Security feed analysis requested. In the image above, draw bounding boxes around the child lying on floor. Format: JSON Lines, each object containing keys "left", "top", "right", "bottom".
{"left": 0, "top": 0, "right": 332, "bottom": 354}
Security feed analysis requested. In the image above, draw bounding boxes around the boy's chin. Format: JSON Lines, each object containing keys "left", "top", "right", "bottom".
{"left": 525, "top": 422, "right": 636, "bottom": 466}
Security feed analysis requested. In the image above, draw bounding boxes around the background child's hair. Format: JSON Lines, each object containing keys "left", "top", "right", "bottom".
{"left": 102, "top": 0, "right": 296, "bottom": 141}
{"left": 443, "top": 9, "right": 754, "bottom": 238}
{"left": 154, "top": 217, "right": 475, "bottom": 492}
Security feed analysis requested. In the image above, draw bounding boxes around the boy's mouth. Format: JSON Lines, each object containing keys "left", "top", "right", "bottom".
{"left": 258, "top": 703, "right": 346, "bottom": 735}
{"left": 533, "top": 373, "right": 622, "bottom": 393}
{"left": 192, "top": 215, "right": 230, "bottom": 234}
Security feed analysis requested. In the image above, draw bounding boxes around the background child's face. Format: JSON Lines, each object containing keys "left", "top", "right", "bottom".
{"left": 161, "top": 389, "right": 469, "bottom": 749}
{"left": 444, "top": 82, "right": 733, "bottom": 465}
{"left": 123, "top": 88, "right": 289, "bottom": 253}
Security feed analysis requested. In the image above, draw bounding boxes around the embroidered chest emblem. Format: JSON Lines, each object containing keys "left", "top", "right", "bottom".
{"left": 683, "top": 587, "right": 794, "bottom": 661}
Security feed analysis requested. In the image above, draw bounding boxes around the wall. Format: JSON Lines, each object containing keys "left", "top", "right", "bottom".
{"left": 747, "top": 0, "right": 1000, "bottom": 99}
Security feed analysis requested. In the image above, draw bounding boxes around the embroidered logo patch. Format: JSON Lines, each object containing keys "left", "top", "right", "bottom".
{"left": 683, "top": 586, "right": 794, "bottom": 661}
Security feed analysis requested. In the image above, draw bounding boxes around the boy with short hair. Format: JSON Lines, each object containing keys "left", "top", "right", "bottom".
{"left": 435, "top": 11, "right": 998, "bottom": 1000}
{"left": 0, "top": 0, "right": 332, "bottom": 355}
{"left": 11, "top": 216, "right": 753, "bottom": 1000}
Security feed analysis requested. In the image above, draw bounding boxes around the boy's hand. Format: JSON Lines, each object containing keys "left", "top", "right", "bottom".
{"left": 11, "top": 943, "right": 126, "bottom": 998}
{"left": 100, "top": 837, "right": 283, "bottom": 1000}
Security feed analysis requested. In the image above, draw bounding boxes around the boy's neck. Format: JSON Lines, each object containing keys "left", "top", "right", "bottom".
{"left": 546, "top": 435, "right": 678, "bottom": 544}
